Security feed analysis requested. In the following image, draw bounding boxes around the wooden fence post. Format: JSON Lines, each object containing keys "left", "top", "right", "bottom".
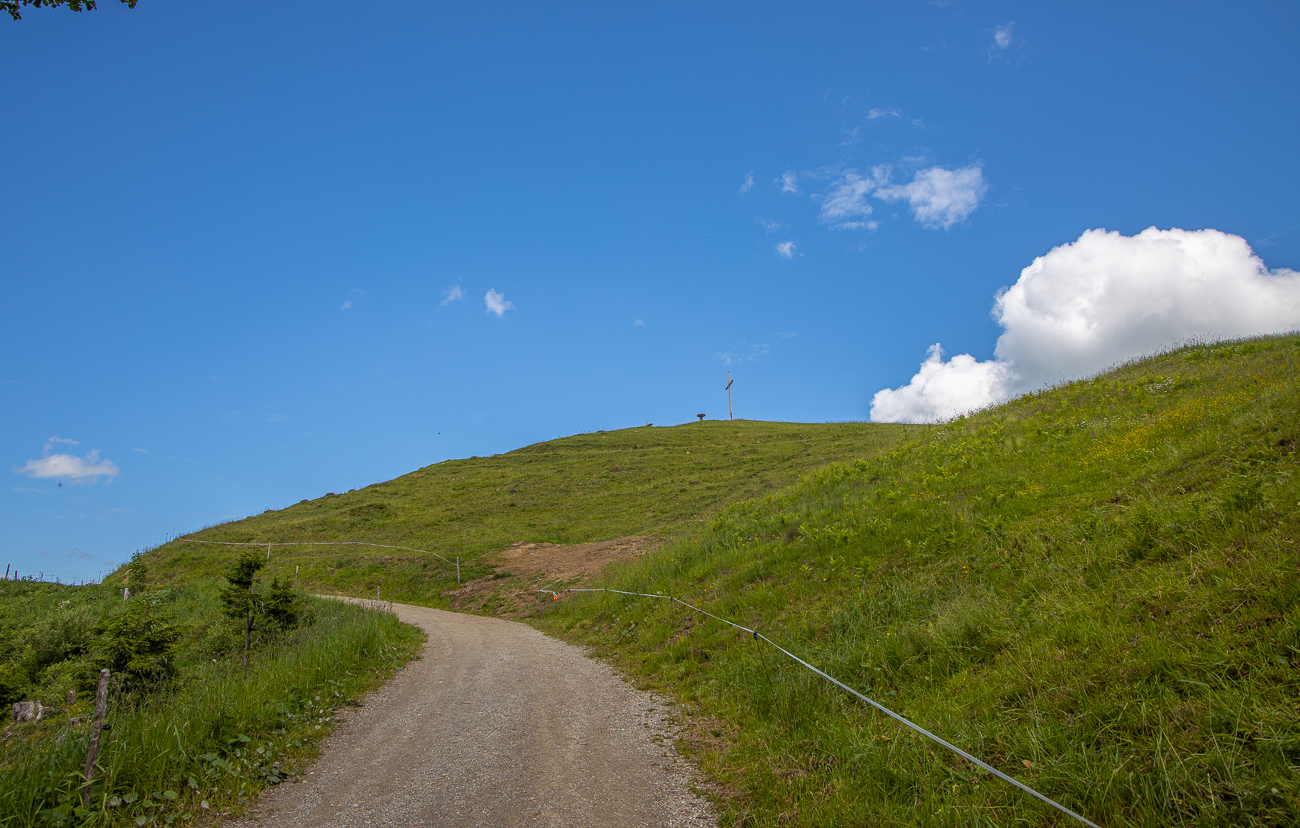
{"left": 81, "top": 669, "right": 109, "bottom": 806}
{"left": 243, "top": 611, "right": 253, "bottom": 674}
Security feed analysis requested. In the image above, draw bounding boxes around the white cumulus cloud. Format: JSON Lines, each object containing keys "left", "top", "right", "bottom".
{"left": 15, "top": 440, "right": 119, "bottom": 482}
{"left": 777, "top": 171, "right": 799, "bottom": 194}
{"left": 484, "top": 288, "right": 515, "bottom": 317}
{"left": 775, "top": 241, "right": 798, "bottom": 258}
{"left": 871, "top": 227, "right": 1300, "bottom": 423}
{"left": 876, "top": 164, "right": 987, "bottom": 229}
{"left": 739, "top": 171, "right": 754, "bottom": 194}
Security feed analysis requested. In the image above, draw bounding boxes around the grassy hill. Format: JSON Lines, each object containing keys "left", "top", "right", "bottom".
{"left": 142, "top": 420, "right": 919, "bottom": 605}
{"left": 122, "top": 335, "right": 1300, "bottom": 827}
{"left": 539, "top": 335, "right": 1300, "bottom": 827}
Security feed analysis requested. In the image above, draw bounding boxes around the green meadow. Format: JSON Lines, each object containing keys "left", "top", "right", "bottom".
{"left": 144, "top": 420, "right": 920, "bottom": 604}
{"left": 6, "top": 335, "right": 1297, "bottom": 827}
{"left": 543, "top": 335, "right": 1300, "bottom": 827}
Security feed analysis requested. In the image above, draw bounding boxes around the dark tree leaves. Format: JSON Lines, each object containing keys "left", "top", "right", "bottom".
{"left": 98, "top": 594, "right": 181, "bottom": 688}
{"left": 4, "top": 0, "right": 138, "bottom": 22}
{"left": 219, "top": 551, "right": 265, "bottom": 622}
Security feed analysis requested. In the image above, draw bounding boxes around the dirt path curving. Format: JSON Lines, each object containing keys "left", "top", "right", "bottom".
{"left": 227, "top": 602, "right": 717, "bottom": 828}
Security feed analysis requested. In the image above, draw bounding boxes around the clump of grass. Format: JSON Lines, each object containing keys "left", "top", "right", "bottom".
{"left": 0, "top": 595, "right": 422, "bottom": 827}
{"left": 544, "top": 335, "right": 1300, "bottom": 827}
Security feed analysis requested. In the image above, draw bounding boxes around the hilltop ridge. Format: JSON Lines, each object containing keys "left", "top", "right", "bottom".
{"left": 141, "top": 420, "right": 920, "bottom": 606}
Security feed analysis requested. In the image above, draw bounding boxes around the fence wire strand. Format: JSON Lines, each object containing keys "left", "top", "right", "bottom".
{"left": 176, "top": 538, "right": 456, "bottom": 567}
{"left": 566, "top": 587, "right": 1102, "bottom": 828}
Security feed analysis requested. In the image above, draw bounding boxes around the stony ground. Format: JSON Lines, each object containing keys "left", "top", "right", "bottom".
{"left": 226, "top": 602, "right": 717, "bottom": 828}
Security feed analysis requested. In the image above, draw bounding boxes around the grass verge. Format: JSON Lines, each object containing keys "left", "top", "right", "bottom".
{"left": 0, "top": 592, "right": 422, "bottom": 828}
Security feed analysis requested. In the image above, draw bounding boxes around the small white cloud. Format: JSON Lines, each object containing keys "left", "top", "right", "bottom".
{"left": 876, "top": 163, "right": 987, "bottom": 229}
{"left": 266, "top": 414, "right": 290, "bottom": 423}
{"left": 775, "top": 241, "right": 798, "bottom": 258}
{"left": 755, "top": 217, "right": 781, "bottom": 233}
{"left": 871, "top": 227, "right": 1300, "bottom": 423}
{"left": 867, "top": 107, "right": 900, "bottom": 120}
{"left": 777, "top": 171, "right": 799, "bottom": 194}
{"left": 441, "top": 284, "right": 465, "bottom": 306}
{"left": 45, "top": 436, "right": 78, "bottom": 450}
{"left": 739, "top": 171, "right": 754, "bottom": 194}
{"left": 340, "top": 300, "right": 353, "bottom": 310}
{"left": 133, "top": 447, "right": 148, "bottom": 454}
{"left": 634, "top": 319, "right": 645, "bottom": 326}
{"left": 16, "top": 446, "right": 120, "bottom": 482}
{"left": 484, "top": 289, "right": 515, "bottom": 317}
{"left": 819, "top": 167, "right": 889, "bottom": 230}
{"left": 993, "top": 21, "right": 1014, "bottom": 50}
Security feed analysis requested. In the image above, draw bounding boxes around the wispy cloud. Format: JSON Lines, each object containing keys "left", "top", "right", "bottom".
{"left": 876, "top": 163, "right": 987, "bottom": 229}
{"left": 266, "top": 413, "right": 290, "bottom": 423}
{"left": 716, "top": 343, "right": 771, "bottom": 366}
{"left": 484, "top": 289, "right": 515, "bottom": 317}
{"left": 867, "top": 107, "right": 900, "bottom": 120}
{"left": 739, "top": 171, "right": 754, "bottom": 194}
{"left": 755, "top": 217, "right": 781, "bottom": 233}
{"left": 987, "top": 21, "right": 1018, "bottom": 60}
{"left": 818, "top": 167, "right": 889, "bottom": 230}
{"left": 634, "top": 319, "right": 645, "bottom": 326}
{"left": 993, "top": 21, "right": 1014, "bottom": 50}
{"left": 777, "top": 171, "right": 799, "bottom": 194}
{"left": 340, "top": 300, "right": 353, "bottom": 310}
{"left": 775, "top": 241, "right": 798, "bottom": 259}
{"left": 133, "top": 447, "right": 148, "bottom": 454}
{"left": 441, "top": 284, "right": 465, "bottom": 306}
{"left": 15, "top": 439, "right": 119, "bottom": 483}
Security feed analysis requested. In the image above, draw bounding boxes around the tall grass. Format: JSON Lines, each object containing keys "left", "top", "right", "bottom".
{"left": 0, "top": 597, "right": 422, "bottom": 827}
{"left": 544, "top": 336, "right": 1300, "bottom": 827}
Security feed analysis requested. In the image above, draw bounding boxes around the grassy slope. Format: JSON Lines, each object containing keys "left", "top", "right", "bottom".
{"left": 145, "top": 421, "right": 919, "bottom": 605}
{"left": 541, "top": 336, "right": 1300, "bottom": 827}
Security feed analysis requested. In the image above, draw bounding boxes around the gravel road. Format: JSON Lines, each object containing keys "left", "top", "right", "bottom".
{"left": 227, "top": 602, "right": 717, "bottom": 828}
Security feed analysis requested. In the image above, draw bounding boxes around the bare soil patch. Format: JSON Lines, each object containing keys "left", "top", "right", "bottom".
{"left": 445, "top": 536, "right": 658, "bottom": 619}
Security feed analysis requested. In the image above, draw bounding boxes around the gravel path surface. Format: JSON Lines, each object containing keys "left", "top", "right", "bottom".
{"left": 227, "top": 603, "right": 717, "bottom": 828}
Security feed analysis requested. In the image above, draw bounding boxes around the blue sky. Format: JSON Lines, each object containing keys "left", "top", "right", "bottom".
{"left": 3, "top": 1, "right": 1298, "bottom": 581}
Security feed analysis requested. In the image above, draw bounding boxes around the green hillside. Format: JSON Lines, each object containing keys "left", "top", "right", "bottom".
{"left": 541, "top": 335, "right": 1300, "bottom": 827}
{"left": 143, "top": 420, "right": 919, "bottom": 604}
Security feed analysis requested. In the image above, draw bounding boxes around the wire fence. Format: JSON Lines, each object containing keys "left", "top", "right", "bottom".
{"left": 168, "top": 536, "right": 1098, "bottom": 826}
{"left": 176, "top": 538, "right": 462, "bottom": 582}
{"left": 562, "top": 586, "right": 1103, "bottom": 828}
